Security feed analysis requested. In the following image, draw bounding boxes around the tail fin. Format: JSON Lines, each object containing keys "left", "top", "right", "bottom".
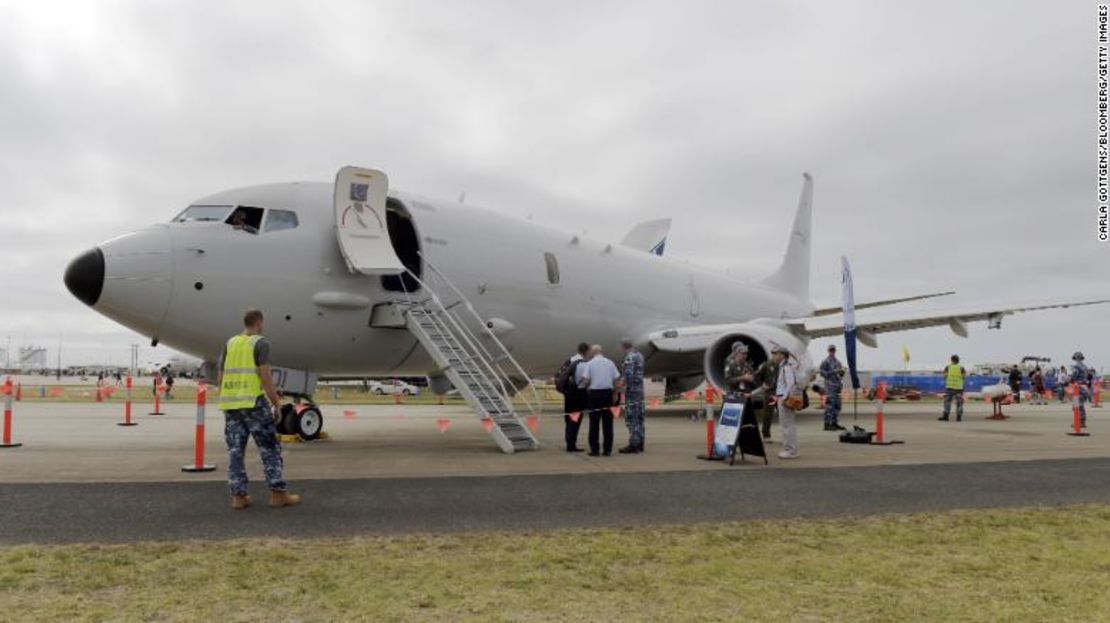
{"left": 760, "top": 172, "right": 813, "bottom": 301}
{"left": 620, "top": 218, "right": 671, "bottom": 255}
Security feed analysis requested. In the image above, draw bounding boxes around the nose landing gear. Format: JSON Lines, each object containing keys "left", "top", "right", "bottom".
{"left": 278, "top": 399, "right": 324, "bottom": 441}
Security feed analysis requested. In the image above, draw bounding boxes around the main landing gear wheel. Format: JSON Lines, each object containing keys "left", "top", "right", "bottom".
{"left": 278, "top": 404, "right": 324, "bottom": 441}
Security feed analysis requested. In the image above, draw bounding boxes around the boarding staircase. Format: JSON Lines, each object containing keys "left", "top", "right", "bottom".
{"left": 396, "top": 253, "right": 541, "bottom": 453}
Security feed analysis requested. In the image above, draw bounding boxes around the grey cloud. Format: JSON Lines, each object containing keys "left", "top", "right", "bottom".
{"left": 0, "top": 0, "right": 1103, "bottom": 371}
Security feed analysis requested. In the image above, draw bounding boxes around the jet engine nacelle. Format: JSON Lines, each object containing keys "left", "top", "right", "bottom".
{"left": 702, "top": 323, "right": 814, "bottom": 393}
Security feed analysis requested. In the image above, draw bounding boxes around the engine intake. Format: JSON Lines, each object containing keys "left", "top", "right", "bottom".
{"left": 702, "top": 323, "right": 810, "bottom": 393}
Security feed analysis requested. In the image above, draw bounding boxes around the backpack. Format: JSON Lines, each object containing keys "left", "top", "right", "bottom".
{"left": 839, "top": 426, "right": 874, "bottom": 444}
{"left": 554, "top": 358, "right": 579, "bottom": 394}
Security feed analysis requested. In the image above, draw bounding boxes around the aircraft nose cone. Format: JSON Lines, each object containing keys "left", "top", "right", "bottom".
{"left": 64, "top": 247, "right": 105, "bottom": 306}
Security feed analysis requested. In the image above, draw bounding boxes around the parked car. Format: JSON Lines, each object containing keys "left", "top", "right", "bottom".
{"left": 368, "top": 379, "right": 420, "bottom": 396}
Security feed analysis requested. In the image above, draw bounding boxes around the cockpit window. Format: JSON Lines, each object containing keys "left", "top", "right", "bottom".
{"left": 226, "top": 206, "right": 264, "bottom": 235}
{"left": 172, "top": 205, "right": 233, "bottom": 223}
{"left": 263, "top": 209, "right": 299, "bottom": 233}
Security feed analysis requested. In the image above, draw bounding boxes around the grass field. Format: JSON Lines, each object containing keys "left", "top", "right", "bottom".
{"left": 2, "top": 505, "right": 1109, "bottom": 622}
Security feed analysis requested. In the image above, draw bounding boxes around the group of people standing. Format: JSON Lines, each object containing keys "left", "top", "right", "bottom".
{"left": 721, "top": 341, "right": 817, "bottom": 459}
{"left": 941, "top": 352, "right": 1097, "bottom": 425}
{"left": 557, "top": 338, "right": 1101, "bottom": 461}
{"left": 554, "top": 340, "right": 646, "bottom": 456}
{"left": 557, "top": 337, "right": 814, "bottom": 460}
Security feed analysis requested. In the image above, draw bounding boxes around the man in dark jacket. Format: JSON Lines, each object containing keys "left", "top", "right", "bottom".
{"left": 556, "top": 342, "right": 590, "bottom": 452}
{"left": 1008, "top": 365, "right": 1023, "bottom": 404}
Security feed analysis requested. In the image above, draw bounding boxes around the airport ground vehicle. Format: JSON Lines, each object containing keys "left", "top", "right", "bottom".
{"left": 368, "top": 379, "right": 420, "bottom": 396}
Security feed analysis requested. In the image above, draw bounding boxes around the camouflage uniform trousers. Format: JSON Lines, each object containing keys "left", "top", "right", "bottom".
{"left": 943, "top": 389, "right": 964, "bottom": 421}
{"left": 224, "top": 397, "right": 287, "bottom": 496}
{"left": 823, "top": 388, "right": 842, "bottom": 426}
{"left": 624, "top": 390, "right": 645, "bottom": 447}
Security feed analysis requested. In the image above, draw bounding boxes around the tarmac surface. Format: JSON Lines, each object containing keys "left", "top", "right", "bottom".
{"left": 1, "top": 458, "right": 1110, "bottom": 544}
{"left": 0, "top": 396, "right": 1107, "bottom": 543}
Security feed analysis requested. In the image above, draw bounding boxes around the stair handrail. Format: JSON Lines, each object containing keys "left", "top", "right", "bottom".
{"left": 414, "top": 252, "right": 542, "bottom": 418}
{"left": 398, "top": 270, "right": 522, "bottom": 416}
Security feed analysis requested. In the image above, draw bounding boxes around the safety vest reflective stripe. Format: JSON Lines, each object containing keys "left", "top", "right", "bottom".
{"left": 219, "top": 334, "right": 263, "bottom": 411}
{"left": 945, "top": 364, "right": 964, "bottom": 390}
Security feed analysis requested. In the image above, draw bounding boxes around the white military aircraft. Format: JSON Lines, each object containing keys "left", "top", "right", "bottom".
{"left": 63, "top": 167, "right": 1108, "bottom": 451}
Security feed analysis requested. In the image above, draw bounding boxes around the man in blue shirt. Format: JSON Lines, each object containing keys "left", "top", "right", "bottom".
{"left": 580, "top": 345, "right": 621, "bottom": 457}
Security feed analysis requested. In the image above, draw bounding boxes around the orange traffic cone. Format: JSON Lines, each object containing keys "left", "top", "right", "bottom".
{"left": 871, "top": 382, "right": 901, "bottom": 445}
{"left": 1067, "top": 383, "right": 1090, "bottom": 437}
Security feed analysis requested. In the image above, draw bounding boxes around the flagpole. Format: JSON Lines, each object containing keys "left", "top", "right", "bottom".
{"left": 841, "top": 256, "right": 861, "bottom": 422}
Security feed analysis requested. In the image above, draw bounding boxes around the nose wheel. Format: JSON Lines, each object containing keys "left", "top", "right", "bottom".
{"left": 278, "top": 402, "right": 324, "bottom": 441}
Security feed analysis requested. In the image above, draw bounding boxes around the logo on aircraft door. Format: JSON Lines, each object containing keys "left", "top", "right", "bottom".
{"left": 341, "top": 181, "right": 385, "bottom": 232}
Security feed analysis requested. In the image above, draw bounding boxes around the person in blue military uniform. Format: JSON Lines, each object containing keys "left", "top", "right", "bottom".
{"left": 1070, "top": 351, "right": 1093, "bottom": 428}
{"left": 618, "top": 338, "right": 646, "bottom": 454}
{"left": 819, "top": 345, "right": 846, "bottom": 431}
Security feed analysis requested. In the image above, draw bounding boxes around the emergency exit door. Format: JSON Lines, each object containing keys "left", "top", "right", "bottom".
{"left": 334, "top": 166, "right": 406, "bottom": 275}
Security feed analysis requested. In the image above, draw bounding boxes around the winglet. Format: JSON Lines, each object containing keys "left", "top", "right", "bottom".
{"left": 761, "top": 173, "right": 813, "bottom": 301}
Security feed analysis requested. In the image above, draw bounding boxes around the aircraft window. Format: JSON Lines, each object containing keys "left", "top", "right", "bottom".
{"left": 225, "top": 206, "right": 264, "bottom": 235}
{"left": 172, "top": 205, "right": 233, "bottom": 223}
{"left": 263, "top": 209, "right": 299, "bottom": 233}
{"left": 544, "top": 252, "right": 560, "bottom": 285}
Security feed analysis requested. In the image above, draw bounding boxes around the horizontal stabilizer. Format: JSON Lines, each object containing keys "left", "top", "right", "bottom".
{"left": 620, "top": 218, "right": 671, "bottom": 256}
{"left": 810, "top": 290, "right": 956, "bottom": 316}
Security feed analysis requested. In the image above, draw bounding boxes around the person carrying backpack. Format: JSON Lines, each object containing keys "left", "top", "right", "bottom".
{"left": 554, "top": 342, "right": 590, "bottom": 452}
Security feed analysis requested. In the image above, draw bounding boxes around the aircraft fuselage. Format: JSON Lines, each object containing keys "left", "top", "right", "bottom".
{"left": 66, "top": 182, "right": 813, "bottom": 379}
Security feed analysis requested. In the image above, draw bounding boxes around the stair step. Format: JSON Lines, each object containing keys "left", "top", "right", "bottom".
{"left": 404, "top": 286, "right": 538, "bottom": 454}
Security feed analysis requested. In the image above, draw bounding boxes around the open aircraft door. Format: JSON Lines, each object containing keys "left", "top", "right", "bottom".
{"left": 334, "top": 166, "right": 406, "bottom": 275}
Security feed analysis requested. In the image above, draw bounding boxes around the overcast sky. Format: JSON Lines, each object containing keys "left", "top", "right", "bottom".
{"left": 0, "top": 1, "right": 1104, "bottom": 372}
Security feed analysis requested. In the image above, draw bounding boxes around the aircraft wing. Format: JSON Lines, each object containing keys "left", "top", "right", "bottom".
{"left": 647, "top": 298, "right": 1110, "bottom": 356}
{"left": 809, "top": 290, "right": 955, "bottom": 316}
{"left": 620, "top": 218, "right": 671, "bottom": 256}
{"left": 791, "top": 298, "right": 1110, "bottom": 346}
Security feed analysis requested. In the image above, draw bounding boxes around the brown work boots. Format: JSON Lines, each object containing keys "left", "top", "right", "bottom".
{"left": 269, "top": 490, "right": 302, "bottom": 508}
{"left": 230, "top": 491, "right": 302, "bottom": 510}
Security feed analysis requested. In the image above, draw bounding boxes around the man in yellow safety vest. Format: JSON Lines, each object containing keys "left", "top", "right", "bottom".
{"left": 939, "top": 354, "right": 967, "bottom": 422}
{"left": 217, "top": 308, "right": 300, "bottom": 510}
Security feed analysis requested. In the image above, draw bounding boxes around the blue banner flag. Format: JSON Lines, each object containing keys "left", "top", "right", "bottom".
{"left": 841, "top": 256, "right": 861, "bottom": 390}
